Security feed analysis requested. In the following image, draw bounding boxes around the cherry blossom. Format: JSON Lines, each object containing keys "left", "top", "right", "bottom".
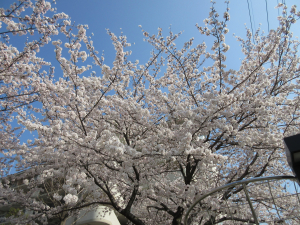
{"left": 1, "top": 1, "right": 300, "bottom": 225}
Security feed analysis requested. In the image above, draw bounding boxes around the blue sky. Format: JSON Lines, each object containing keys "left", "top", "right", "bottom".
{"left": 50, "top": 0, "right": 298, "bottom": 70}
{"left": 1, "top": 0, "right": 299, "bottom": 72}
{"left": 52, "top": 0, "right": 300, "bottom": 67}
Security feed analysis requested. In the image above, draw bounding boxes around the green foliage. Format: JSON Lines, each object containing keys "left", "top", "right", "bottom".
{"left": 5, "top": 207, "right": 23, "bottom": 218}
{"left": 1, "top": 207, "right": 29, "bottom": 225}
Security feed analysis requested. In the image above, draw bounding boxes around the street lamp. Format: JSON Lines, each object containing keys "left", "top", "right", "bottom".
{"left": 283, "top": 133, "right": 300, "bottom": 182}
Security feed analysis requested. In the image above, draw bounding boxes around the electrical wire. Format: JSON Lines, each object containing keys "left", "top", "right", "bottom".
{"left": 265, "top": 0, "right": 270, "bottom": 32}
{"left": 282, "top": 0, "right": 286, "bottom": 19}
{"left": 250, "top": 0, "right": 256, "bottom": 32}
{"left": 247, "top": 0, "right": 255, "bottom": 43}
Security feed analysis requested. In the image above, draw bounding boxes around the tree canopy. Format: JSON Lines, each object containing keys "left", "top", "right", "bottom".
{"left": 1, "top": 1, "right": 300, "bottom": 224}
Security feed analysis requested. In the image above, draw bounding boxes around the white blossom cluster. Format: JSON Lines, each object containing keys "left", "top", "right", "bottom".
{"left": 63, "top": 193, "right": 78, "bottom": 205}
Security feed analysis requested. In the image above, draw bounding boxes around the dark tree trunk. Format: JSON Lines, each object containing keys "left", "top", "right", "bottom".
{"left": 172, "top": 206, "right": 184, "bottom": 225}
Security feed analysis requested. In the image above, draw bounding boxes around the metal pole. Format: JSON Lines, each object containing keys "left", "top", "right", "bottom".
{"left": 242, "top": 183, "right": 259, "bottom": 224}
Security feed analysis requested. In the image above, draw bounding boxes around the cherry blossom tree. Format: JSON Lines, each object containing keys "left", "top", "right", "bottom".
{"left": 1, "top": 0, "right": 300, "bottom": 224}
{"left": 0, "top": 0, "right": 69, "bottom": 176}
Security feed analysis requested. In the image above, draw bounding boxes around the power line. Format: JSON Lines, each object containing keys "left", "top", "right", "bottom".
{"left": 247, "top": 0, "right": 255, "bottom": 43}
{"left": 282, "top": 0, "right": 286, "bottom": 19}
{"left": 265, "top": 0, "right": 270, "bottom": 32}
{"left": 249, "top": 0, "right": 256, "bottom": 32}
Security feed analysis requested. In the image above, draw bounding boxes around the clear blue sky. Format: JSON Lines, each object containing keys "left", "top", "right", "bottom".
{"left": 1, "top": 0, "right": 300, "bottom": 70}
{"left": 52, "top": 0, "right": 300, "bottom": 70}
